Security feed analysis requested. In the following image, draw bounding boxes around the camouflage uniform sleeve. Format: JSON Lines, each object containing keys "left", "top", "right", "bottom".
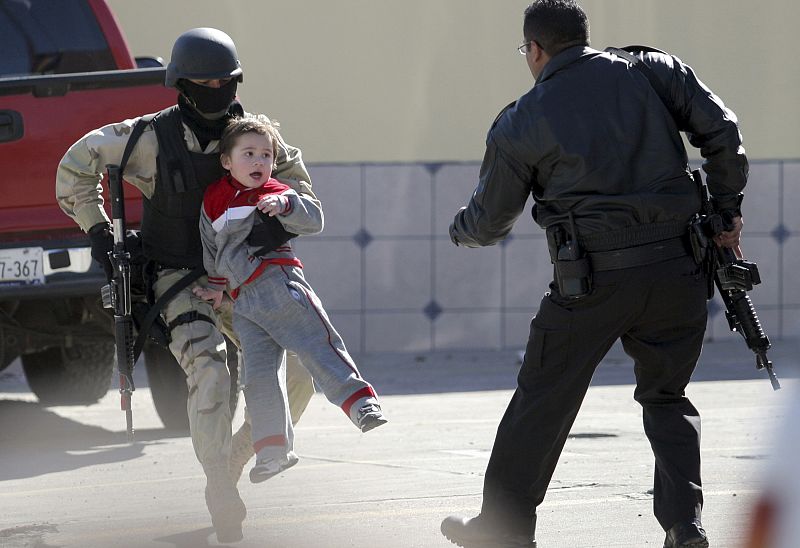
{"left": 271, "top": 130, "right": 316, "bottom": 200}
{"left": 55, "top": 117, "right": 159, "bottom": 232}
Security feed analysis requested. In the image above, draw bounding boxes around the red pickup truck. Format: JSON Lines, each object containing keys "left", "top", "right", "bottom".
{"left": 0, "top": 0, "right": 191, "bottom": 428}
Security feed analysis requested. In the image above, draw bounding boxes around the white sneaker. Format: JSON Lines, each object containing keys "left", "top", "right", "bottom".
{"left": 249, "top": 451, "right": 299, "bottom": 484}
{"left": 357, "top": 403, "right": 388, "bottom": 433}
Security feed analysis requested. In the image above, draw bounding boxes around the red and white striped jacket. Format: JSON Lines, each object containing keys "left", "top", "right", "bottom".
{"left": 199, "top": 174, "right": 323, "bottom": 296}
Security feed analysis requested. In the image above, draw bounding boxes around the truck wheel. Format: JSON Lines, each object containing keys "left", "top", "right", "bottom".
{"left": 21, "top": 342, "right": 115, "bottom": 405}
{"left": 143, "top": 337, "right": 239, "bottom": 431}
{"left": 143, "top": 342, "right": 189, "bottom": 430}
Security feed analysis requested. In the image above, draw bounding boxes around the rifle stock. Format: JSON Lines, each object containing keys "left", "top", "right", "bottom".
{"left": 102, "top": 164, "right": 137, "bottom": 439}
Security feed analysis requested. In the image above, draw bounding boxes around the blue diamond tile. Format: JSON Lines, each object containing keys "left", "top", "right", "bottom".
{"left": 770, "top": 224, "right": 791, "bottom": 245}
{"left": 499, "top": 233, "right": 514, "bottom": 247}
{"left": 353, "top": 228, "right": 373, "bottom": 248}
{"left": 424, "top": 163, "right": 443, "bottom": 176}
{"left": 423, "top": 300, "right": 443, "bottom": 321}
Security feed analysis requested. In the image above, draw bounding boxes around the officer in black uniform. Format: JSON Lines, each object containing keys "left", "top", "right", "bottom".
{"left": 440, "top": 1, "right": 747, "bottom": 547}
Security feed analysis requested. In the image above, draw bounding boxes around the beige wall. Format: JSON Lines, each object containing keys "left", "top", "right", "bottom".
{"left": 108, "top": 1, "right": 799, "bottom": 163}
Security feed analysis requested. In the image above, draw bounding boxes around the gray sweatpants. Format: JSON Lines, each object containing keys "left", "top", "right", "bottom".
{"left": 232, "top": 265, "right": 379, "bottom": 461}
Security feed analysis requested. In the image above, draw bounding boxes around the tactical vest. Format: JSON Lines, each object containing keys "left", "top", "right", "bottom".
{"left": 140, "top": 106, "right": 225, "bottom": 268}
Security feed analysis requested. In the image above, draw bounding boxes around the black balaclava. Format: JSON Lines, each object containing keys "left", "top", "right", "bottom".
{"left": 177, "top": 79, "right": 243, "bottom": 148}
{"left": 180, "top": 78, "right": 239, "bottom": 118}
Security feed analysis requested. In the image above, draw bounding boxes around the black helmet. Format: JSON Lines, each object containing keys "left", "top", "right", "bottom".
{"left": 165, "top": 27, "right": 243, "bottom": 88}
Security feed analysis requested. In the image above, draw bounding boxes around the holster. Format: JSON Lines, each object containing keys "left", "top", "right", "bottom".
{"left": 688, "top": 216, "right": 718, "bottom": 299}
{"left": 546, "top": 225, "right": 592, "bottom": 299}
{"left": 129, "top": 257, "right": 171, "bottom": 348}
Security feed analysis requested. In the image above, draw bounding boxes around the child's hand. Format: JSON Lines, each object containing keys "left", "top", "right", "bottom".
{"left": 193, "top": 286, "right": 224, "bottom": 310}
{"left": 257, "top": 194, "right": 289, "bottom": 217}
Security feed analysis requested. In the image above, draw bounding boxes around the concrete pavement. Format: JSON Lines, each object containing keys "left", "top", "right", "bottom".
{"left": 0, "top": 337, "right": 798, "bottom": 547}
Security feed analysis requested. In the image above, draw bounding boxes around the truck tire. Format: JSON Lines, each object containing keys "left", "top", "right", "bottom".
{"left": 21, "top": 342, "right": 115, "bottom": 405}
{"left": 143, "top": 342, "right": 189, "bottom": 430}
{"left": 143, "top": 337, "right": 239, "bottom": 431}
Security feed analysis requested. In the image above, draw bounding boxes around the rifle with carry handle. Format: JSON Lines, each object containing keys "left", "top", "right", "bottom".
{"left": 689, "top": 170, "right": 780, "bottom": 390}
{"left": 100, "top": 164, "right": 136, "bottom": 440}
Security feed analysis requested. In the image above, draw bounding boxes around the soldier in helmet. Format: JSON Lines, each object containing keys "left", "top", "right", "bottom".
{"left": 55, "top": 27, "right": 316, "bottom": 543}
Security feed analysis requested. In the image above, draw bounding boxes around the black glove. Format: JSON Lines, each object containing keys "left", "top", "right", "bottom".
{"left": 88, "top": 222, "right": 114, "bottom": 280}
{"left": 246, "top": 212, "right": 297, "bottom": 255}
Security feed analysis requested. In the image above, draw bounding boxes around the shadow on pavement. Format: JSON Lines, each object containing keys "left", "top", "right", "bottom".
{"left": 355, "top": 339, "right": 800, "bottom": 396}
{"left": 153, "top": 527, "right": 230, "bottom": 548}
{"left": 0, "top": 400, "right": 187, "bottom": 481}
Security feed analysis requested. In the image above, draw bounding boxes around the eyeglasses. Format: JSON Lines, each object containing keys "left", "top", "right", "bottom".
{"left": 517, "top": 41, "right": 538, "bottom": 55}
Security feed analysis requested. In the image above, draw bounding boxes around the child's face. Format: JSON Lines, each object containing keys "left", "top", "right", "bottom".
{"left": 221, "top": 132, "right": 275, "bottom": 188}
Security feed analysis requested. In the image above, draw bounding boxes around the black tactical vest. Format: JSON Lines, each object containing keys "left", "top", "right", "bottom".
{"left": 140, "top": 106, "right": 225, "bottom": 269}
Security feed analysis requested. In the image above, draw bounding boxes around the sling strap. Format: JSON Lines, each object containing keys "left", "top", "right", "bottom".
{"left": 116, "top": 115, "right": 208, "bottom": 362}
{"left": 118, "top": 114, "right": 156, "bottom": 174}
{"left": 605, "top": 46, "right": 674, "bottom": 115}
{"left": 131, "top": 267, "right": 204, "bottom": 362}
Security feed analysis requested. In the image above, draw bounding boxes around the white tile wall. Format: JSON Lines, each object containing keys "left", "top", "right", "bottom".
{"left": 364, "top": 165, "right": 432, "bottom": 237}
{"left": 743, "top": 162, "right": 781, "bottom": 232}
{"left": 434, "top": 240, "right": 502, "bottom": 309}
{"left": 432, "top": 163, "right": 482, "bottom": 237}
{"left": 299, "top": 159, "right": 798, "bottom": 354}
{"left": 504, "top": 312, "right": 536, "bottom": 349}
{"left": 363, "top": 312, "right": 431, "bottom": 353}
{"left": 782, "top": 238, "right": 800, "bottom": 305}
{"left": 782, "top": 309, "right": 800, "bottom": 341}
{"left": 295, "top": 239, "right": 361, "bottom": 311}
{"left": 325, "top": 311, "right": 362, "bottom": 358}
{"left": 308, "top": 165, "right": 364, "bottom": 237}
{"left": 365, "top": 239, "right": 432, "bottom": 310}
{"left": 783, "top": 162, "right": 800, "bottom": 233}
{"left": 503, "top": 237, "right": 551, "bottom": 311}
{"left": 434, "top": 311, "right": 502, "bottom": 350}
{"left": 741, "top": 238, "right": 781, "bottom": 306}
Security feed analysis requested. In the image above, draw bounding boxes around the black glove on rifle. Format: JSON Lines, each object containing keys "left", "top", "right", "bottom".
{"left": 88, "top": 222, "right": 114, "bottom": 281}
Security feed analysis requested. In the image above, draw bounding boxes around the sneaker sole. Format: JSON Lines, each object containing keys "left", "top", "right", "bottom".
{"left": 360, "top": 416, "right": 388, "bottom": 433}
{"left": 249, "top": 455, "right": 299, "bottom": 484}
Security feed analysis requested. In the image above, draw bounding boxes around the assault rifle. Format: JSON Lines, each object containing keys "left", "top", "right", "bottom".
{"left": 689, "top": 170, "right": 780, "bottom": 390}
{"left": 100, "top": 164, "right": 136, "bottom": 440}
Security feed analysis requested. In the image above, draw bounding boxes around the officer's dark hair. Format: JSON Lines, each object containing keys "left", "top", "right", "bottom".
{"left": 219, "top": 115, "right": 281, "bottom": 169}
{"left": 523, "top": 0, "right": 589, "bottom": 57}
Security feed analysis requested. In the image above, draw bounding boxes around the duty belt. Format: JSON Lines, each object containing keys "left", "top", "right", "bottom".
{"left": 588, "top": 236, "right": 690, "bottom": 272}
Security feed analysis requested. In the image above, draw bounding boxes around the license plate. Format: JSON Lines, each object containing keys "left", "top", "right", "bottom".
{"left": 0, "top": 247, "right": 45, "bottom": 285}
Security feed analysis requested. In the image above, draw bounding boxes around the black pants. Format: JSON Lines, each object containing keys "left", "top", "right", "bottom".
{"left": 480, "top": 255, "right": 708, "bottom": 533}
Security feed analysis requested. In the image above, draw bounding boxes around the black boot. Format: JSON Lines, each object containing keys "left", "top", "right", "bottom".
{"left": 663, "top": 519, "right": 708, "bottom": 548}
{"left": 440, "top": 514, "right": 536, "bottom": 547}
